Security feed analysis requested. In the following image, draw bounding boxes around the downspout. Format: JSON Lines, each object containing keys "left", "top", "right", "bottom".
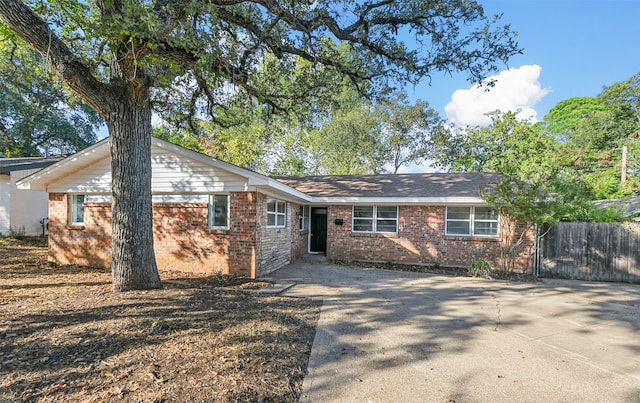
{"left": 533, "top": 224, "right": 540, "bottom": 279}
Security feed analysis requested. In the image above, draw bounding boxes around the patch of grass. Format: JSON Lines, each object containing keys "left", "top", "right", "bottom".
{"left": 0, "top": 235, "right": 48, "bottom": 247}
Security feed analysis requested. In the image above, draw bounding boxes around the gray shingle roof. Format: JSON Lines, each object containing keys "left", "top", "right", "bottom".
{"left": 593, "top": 196, "right": 640, "bottom": 219}
{"left": 275, "top": 172, "right": 501, "bottom": 198}
{"left": 0, "top": 157, "right": 62, "bottom": 175}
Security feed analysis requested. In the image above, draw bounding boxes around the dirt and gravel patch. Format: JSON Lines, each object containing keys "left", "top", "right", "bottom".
{"left": 0, "top": 237, "right": 321, "bottom": 402}
{"left": 332, "top": 259, "right": 538, "bottom": 282}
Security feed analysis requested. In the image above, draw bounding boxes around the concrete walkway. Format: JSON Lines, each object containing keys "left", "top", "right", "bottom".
{"left": 269, "top": 255, "right": 640, "bottom": 402}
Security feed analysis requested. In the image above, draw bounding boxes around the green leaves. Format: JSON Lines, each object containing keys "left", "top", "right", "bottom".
{"left": 0, "top": 35, "right": 101, "bottom": 156}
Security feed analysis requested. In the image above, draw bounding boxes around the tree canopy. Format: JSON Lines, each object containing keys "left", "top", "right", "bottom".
{"left": 0, "top": 31, "right": 102, "bottom": 157}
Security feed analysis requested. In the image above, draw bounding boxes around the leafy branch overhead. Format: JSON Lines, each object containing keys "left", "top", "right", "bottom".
{"left": 0, "top": 0, "right": 520, "bottom": 121}
{"left": 0, "top": 35, "right": 101, "bottom": 157}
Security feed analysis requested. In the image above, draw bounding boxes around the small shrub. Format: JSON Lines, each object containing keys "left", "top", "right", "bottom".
{"left": 468, "top": 258, "right": 492, "bottom": 278}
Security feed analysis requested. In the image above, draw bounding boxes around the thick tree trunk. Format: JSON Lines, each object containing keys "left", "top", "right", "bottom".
{"left": 106, "top": 89, "right": 162, "bottom": 291}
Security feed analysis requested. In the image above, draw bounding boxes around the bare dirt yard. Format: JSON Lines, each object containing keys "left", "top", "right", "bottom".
{"left": 0, "top": 237, "right": 321, "bottom": 402}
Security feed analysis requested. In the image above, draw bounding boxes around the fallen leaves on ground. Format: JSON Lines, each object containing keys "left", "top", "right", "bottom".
{"left": 0, "top": 238, "right": 320, "bottom": 402}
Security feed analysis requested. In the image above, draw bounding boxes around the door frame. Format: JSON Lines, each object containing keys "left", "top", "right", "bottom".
{"left": 309, "top": 206, "right": 328, "bottom": 254}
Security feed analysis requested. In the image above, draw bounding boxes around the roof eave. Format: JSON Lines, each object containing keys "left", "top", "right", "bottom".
{"left": 16, "top": 139, "right": 111, "bottom": 191}
{"left": 309, "top": 196, "right": 487, "bottom": 205}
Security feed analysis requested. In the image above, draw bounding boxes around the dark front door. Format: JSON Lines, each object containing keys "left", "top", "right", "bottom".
{"left": 310, "top": 207, "right": 328, "bottom": 253}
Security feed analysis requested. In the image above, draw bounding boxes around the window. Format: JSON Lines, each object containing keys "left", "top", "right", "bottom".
{"left": 267, "top": 199, "right": 286, "bottom": 227}
{"left": 299, "top": 205, "right": 309, "bottom": 230}
{"left": 353, "top": 206, "right": 398, "bottom": 233}
{"left": 70, "top": 194, "right": 85, "bottom": 224}
{"left": 446, "top": 206, "right": 499, "bottom": 236}
{"left": 208, "top": 194, "right": 229, "bottom": 229}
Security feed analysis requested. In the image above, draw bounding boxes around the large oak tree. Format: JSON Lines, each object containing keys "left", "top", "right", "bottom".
{"left": 0, "top": 0, "right": 520, "bottom": 291}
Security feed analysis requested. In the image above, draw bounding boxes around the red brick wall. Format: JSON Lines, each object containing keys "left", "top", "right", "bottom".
{"left": 48, "top": 193, "right": 113, "bottom": 267}
{"left": 48, "top": 192, "right": 261, "bottom": 276}
{"left": 48, "top": 193, "right": 532, "bottom": 276}
{"left": 326, "top": 205, "right": 534, "bottom": 272}
{"left": 228, "top": 192, "right": 259, "bottom": 277}
{"left": 256, "top": 194, "right": 295, "bottom": 276}
{"left": 153, "top": 203, "right": 230, "bottom": 274}
{"left": 289, "top": 202, "right": 309, "bottom": 262}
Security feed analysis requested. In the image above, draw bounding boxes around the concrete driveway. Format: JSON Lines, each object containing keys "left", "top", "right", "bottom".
{"left": 269, "top": 256, "right": 640, "bottom": 402}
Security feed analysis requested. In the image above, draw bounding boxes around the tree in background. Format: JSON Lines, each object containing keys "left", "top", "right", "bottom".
{"left": 541, "top": 73, "right": 640, "bottom": 199}
{"left": 159, "top": 69, "right": 449, "bottom": 176}
{"left": 431, "top": 111, "right": 623, "bottom": 270}
{"left": 542, "top": 97, "right": 630, "bottom": 198}
{"left": 0, "top": 31, "right": 101, "bottom": 157}
{"left": 599, "top": 72, "right": 640, "bottom": 192}
{"left": 377, "top": 94, "right": 445, "bottom": 174}
{"left": 0, "top": 0, "right": 520, "bottom": 290}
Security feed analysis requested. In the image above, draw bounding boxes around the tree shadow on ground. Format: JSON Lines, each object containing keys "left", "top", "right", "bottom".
{"left": 0, "top": 278, "right": 321, "bottom": 402}
{"left": 272, "top": 259, "right": 640, "bottom": 401}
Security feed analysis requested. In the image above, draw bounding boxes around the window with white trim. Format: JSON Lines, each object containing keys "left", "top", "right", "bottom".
{"left": 69, "top": 194, "right": 85, "bottom": 224}
{"left": 299, "top": 205, "right": 309, "bottom": 230}
{"left": 446, "top": 206, "right": 499, "bottom": 236}
{"left": 208, "top": 194, "right": 229, "bottom": 229}
{"left": 267, "top": 199, "right": 286, "bottom": 227}
{"left": 353, "top": 206, "right": 398, "bottom": 233}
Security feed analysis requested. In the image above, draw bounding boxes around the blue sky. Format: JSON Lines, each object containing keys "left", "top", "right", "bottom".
{"left": 412, "top": 0, "right": 640, "bottom": 126}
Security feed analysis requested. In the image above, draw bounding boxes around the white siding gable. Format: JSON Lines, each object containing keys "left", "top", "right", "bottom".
{"left": 47, "top": 156, "right": 112, "bottom": 193}
{"left": 151, "top": 145, "right": 248, "bottom": 193}
{"left": 44, "top": 144, "right": 249, "bottom": 194}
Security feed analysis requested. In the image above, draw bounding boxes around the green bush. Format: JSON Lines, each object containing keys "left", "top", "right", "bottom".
{"left": 468, "top": 258, "right": 492, "bottom": 278}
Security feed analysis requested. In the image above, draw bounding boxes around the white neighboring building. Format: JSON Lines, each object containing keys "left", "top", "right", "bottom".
{"left": 0, "top": 158, "right": 61, "bottom": 236}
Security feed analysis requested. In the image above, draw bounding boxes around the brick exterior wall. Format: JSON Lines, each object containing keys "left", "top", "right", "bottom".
{"left": 256, "top": 194, "right": 292, "bottom": 276}
{"left": 48, "top": 191, "right": 300, "bottom": 277}
{"left": 228, "top": 192, "right": 260, "bottom": 277}
{"left": 48, "top": 193, "right": 531, "bottom": 276}
{"left": 289, "top": 202, "right": 310, "bottom": 262}
{"left": 48, "top": 193, "right": 113, "bottom": 267}
{"left": 326, "top": 205, "right": 534, "bottom": 272}
{"left": 153, "top": 203, "right": 230, "bottom": 274}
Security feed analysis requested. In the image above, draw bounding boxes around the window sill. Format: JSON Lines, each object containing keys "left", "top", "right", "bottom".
{"left": 67, "top": 224, "right": 86, "bottom": 230}
{"left": 445, "top": 235, "right": 500, "bottom": 242}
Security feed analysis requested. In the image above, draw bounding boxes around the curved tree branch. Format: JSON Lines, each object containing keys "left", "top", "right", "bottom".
{"left": 0, "top": 0, "right": 111, "bottom": 115}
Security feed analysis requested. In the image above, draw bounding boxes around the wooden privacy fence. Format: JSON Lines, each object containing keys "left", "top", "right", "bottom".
{"left": 540, "top": 222, "right": 640, "bottom": 283}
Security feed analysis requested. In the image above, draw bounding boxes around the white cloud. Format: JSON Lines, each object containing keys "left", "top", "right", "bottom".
{"left": 444, "top": 65, "right": 550, "bottom": 126}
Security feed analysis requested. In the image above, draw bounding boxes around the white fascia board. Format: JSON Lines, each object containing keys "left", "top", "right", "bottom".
{"left": 16, "top": 138, "right": 111, "bottom": 191}
{"left": 255, "top": 179, "right": 313, "bottom": 203}
{"left": 308, "top": 196, "right": 488, "bottom": 205}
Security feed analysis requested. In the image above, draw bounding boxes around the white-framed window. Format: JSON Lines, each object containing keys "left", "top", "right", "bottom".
{"left": 267, "top": 199, "right": 286, "bottom": 228}
{"left": 446, "top": 206, "right": 499, "bottom": 237}
{"left": 69, "top": 194, "right": 85, "bottom": 224}
{"left": 299, "top": 205, "right": 309, "bottom": 230}
{"left": 208, "top": 194, "right": 229, "bottom": 229}
{"left": 353, "top": 206, "right": 398, "bottom": 233}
